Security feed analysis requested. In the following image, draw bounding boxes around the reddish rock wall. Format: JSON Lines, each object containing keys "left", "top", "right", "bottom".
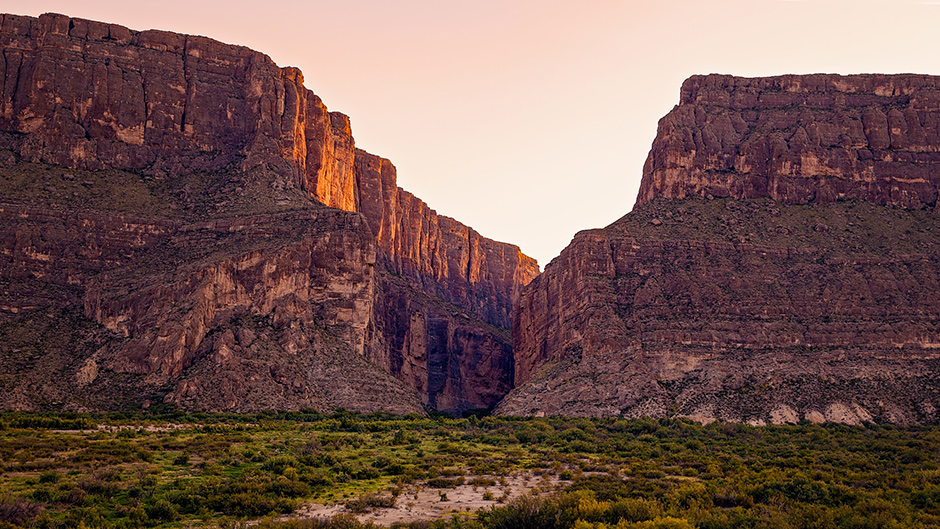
{"left": 355, "top": 150, "right": 538, "bottom": 411}
{"left": 506, "top": 199, "right": 940, "bottom": 423}
{"left": 0, "top": 12, "right": 358, "bottom": 210}
{"left": 0, "top": 12, "right": 538, "bottom": 413}
{"left": 639, "top": 74, "right": 940, "bottom": 209}
{"left": 355, "top": 150, "right": 539, "bottom": 329}
{"left": 508, "top": 73, "right": 940, "bottom": 424}
{"left": 1, "top": 201, "right": 423, "bottom": 414}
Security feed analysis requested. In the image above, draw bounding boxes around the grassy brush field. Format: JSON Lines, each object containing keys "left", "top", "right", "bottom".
{"left": 0, "top": 411, "right": 938, "bottom": 528}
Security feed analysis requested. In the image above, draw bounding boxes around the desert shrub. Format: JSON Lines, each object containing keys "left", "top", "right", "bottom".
{"left": 38, "top": 470, "right": 60, "bottom": 484}
{"left": 145, "top": 498, "right": 178, "bottom": 522}
{"left": 622, "top": 516, "right": 694, "bottom": 529}
{"left": 29, "top": 486, "right": 57, "bottom": 503}
{"left": 345, "top": 493, "right": 396, "bottom": 513}
{"left": 426, "top": 477, "right": 464, "bottom": 489}
{"left": 269, "top": 477, "right": 311, "bottom": 498}
{"left": 470, "top": 477, "right": 497, "bottom": 487}
{"left": 254, "top": 513, "right": 384, "bottom": 528}
{"left": 263, "top": 455, "right": 300, "bottom": 474}
{"left": 62, "top": 487, "right": 87, "bottom": 506}
{"left": 479, "top": 493, "right": 581, "bottom": 529}
{"left": 61, "top": 505, "right": 108, "bottom": 528}
{"left": 0, "top": 497, "right": 43, "bottom": 526}
{"left": 606, "top": 498, "right": 661, "bottom": 524}
{"left": 6, "top": 414, "right": 94, "bottom": 430}
{"left": 78, "top": 474, "right": 118, "bottom": 495}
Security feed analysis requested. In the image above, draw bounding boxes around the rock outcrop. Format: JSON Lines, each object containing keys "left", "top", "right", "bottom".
{"left": 504, "top": 74, "right": 940, "bottom": 425}
{"left": 0, "top": 12, "right": 358, "bottom": 210}
{"left": 0, "top": 12, "right": 536, "bottom": 414}
{"left": 639, "top": 74, "right": 940, "bottom": 208}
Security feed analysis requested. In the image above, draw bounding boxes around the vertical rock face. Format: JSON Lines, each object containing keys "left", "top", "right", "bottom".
{"left": 355, "top": 150, "right": 538, "bottom": 412}
{"left": 0, "top": 12, "right": 536, "bottom": 413}
{"left": 505, "top": 74, "right": 940, "bottom": 424}
{"left": 2, "top": 196, "right": 424, "bottom": 414}
{"left": 0, "top": 12, "right": 358, "bottom": 210}
{"left": 639, "top": 74, "right": 940, "bottom": 208}
{"left": 355, "top": 150, "right": 539, "bottom": 329}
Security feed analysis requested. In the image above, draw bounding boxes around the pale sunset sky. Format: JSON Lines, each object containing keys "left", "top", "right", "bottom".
{"left": 4, "top": 0, "right": 940, "bottom": 267}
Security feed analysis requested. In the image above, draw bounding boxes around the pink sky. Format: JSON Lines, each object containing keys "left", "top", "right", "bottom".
{"left": 5, "top": 0, "right": 940, "bottom": 267}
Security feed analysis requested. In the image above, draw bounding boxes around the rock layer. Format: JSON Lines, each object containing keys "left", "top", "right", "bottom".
{"left": 639, "top": 74, "right": 940, "bottom": 209}
{"left": 355, "top": 150, "right": 538, "bottom": 411}
{"left": 0, "top": 12, "right": 357, "bottom": 210}
{"left": 506, "top": 74, "right": 940, "bottom": 424}
{"left": 0, "top": 13, "right": 536, "bottom": 413}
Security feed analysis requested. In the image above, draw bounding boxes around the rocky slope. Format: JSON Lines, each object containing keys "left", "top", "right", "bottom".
{"left": 0, "top": 12, "right": 536, "bottom": 413}
{"left": 502, "top": 74, "right": 940, "bottom": 425}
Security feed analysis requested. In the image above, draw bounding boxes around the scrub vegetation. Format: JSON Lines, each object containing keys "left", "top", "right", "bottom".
{"left": 0, "top": 411, "right": 937, "bottom": 528}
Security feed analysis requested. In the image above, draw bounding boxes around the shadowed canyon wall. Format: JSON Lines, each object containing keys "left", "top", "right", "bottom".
{"left": 504, "top": 74, "right": 940, "bottom": 425}
{"left": 355, "top": 151, "right": 538, "bottom": 410}
{"left": 0, "top": 12, "right": 536, "bottom": 413}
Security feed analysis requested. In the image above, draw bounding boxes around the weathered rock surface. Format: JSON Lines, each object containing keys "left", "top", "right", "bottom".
{"left": 504, "top": 74, "right": 940, "bottom": 424}
{"left": 356, "top": 150, "right": 538, "bottom": 330}
{"left": 0, "top": 13, "right": 536, "bottom": 413}
{"left": 0, "top": 181, "right": 422, "bottom": 414}
{"left": 0, "top": 12, "right": 357, "bottom": 210}
{"left": 355, "top": 150, "right": 539, "bottom": 411}
{"left": 639, "top": 74, "right": 940, "bottom": 209}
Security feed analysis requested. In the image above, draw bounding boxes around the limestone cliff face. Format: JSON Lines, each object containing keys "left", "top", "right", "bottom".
{"left": 0, "top": 12, "right": 536, "bottom": 413}
{"left": 0, "top": 12, "right": 357, "bottom": 211}
{"left": 2, "top": 196, "right": 423, "bottom": 413}
{"left": 355, "top": 150, "right": 538, "bottom": 411}
{"left": 506, "top": 74, "right": 940, "bottom": 425}
{"left": 639, "top": 74, "right": 940, "bottom": 209}
{"left": 355, "top": 150, "right": 538, "bottom": 329}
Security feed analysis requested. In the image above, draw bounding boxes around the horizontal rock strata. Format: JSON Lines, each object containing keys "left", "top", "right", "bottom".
{"left": 639, "top": 74, "right": 940, "bottom": 209}
{"left": 355, "top": 150, "right": 538, "bottom": 411}
{"left": 506, "top": 73, "right": 940, "bottom": 425}
{"left": 0, "top": 13, "right": 537, "bottom": 413}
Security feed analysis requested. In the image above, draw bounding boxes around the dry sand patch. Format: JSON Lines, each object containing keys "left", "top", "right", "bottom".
{"left": 290, "top": 471, "right": 564, "bottom": 525}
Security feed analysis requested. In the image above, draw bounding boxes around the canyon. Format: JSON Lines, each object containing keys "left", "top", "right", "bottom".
{"left": 2, "top": 13, "right": 940, "bottom": 425}
{"left": 0, "top": 12, "right": 536, "bottom": 414}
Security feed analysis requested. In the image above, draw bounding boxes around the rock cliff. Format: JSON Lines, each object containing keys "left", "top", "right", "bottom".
{"left": 0, "top": 13, "right": 536, "bottom": 413}
{"left": 355, "top": 150, "right": 538, "bottom": 411}
{"left": 639, "top": 74, "right": 940, "bottom": 208}
{"left": 0, "top": 13, "right": 362, "bottom": 210}
{"left": 503, "top": 74, "right": 940, "bottom": 425}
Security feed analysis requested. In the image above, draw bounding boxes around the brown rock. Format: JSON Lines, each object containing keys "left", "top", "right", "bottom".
{"left": 0, "top": 12, "right": 356, "bottom": 210}
{"left": 355, "top": 150, "right": 538, "bottom": 411}
{"left": 638, "top": 74, "right": 940, "bottom": 209}
{"left": 0, "top": 12, "right": 538, "bottom": 414}
{"left": 505, "top": 199, "right": 940, "bottom": 423}
{"left": 507, "top": 73, "right": 940, "bottom": 424}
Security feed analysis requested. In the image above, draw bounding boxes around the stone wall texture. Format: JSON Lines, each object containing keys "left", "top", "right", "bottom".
{"left": 638, "top": 74, "right": 940, "bottom": 209}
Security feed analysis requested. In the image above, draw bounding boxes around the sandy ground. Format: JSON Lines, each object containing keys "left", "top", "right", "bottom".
{"left": 289, "top": 471, "right": 564, "bottom": 525}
